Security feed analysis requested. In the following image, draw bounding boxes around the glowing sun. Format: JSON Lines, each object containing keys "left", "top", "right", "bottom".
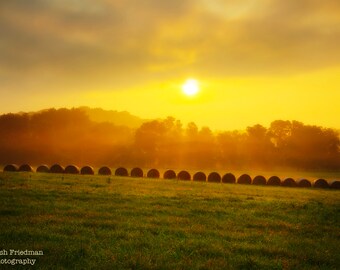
{"left": 182, "top": 79, "right": 199, "bottom": 96}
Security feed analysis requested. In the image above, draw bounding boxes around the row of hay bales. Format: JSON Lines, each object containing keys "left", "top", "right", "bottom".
{"left": 3, "top": 164, "right": 96, "bottom": 175}
{"left": 2, "top": 164, "right": 340, "bottom": 189}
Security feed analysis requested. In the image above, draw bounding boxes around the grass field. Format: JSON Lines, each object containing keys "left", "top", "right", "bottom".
{"left": 0, "top": 172, "right": 339, "bottom": 270}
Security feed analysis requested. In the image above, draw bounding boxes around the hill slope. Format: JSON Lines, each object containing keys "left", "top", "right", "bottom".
{"left": 79, "top": 106, "right": 146, "bottom": 128}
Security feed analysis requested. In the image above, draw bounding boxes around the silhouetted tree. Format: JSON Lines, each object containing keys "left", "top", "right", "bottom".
{"left": 133, "top": 120, "right": 166, "bottom": 167}
{"left": 245, "top": 124, "right": 274, "bottom": 169}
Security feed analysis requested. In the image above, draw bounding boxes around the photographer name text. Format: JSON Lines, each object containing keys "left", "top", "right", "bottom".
{"left": 1, "top": 249, "right": 44, "bottom": 266}
{"left": 1, "top": 249, "right": 43, "bottom": 256}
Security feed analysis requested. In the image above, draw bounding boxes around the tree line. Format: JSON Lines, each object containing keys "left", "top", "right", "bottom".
{"left": 0, "top": 108, "right": 339, "bottom": 170}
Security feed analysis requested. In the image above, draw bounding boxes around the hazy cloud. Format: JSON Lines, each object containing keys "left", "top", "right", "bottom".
{"left": 1, "top": 0, "right": 339, "bottom": 92}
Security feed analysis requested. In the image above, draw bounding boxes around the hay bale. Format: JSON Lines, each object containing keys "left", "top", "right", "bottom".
{"left": 330, "top": 180, "right": 340, "bottom": 189}
{"left": 81, "top": 166, "right": 94, "bottom": 175}
{"left": 98, "top": 166, "right": 112, "bottom": 175}
{"left": 208, "top": 172, "right": 221, "bottom": 183}
{"left": 252, "top": 175, "right": 266, "bottom": 185}
{"left": 115, "top": 167, "right": 128, "bottom": 177}
{"left": 177, "top": 170, "right": 191, "bottom": 181}
{"left": 36, "top": 165, "right": 50, "bottom": 173}
{"left": 147, "top": 169, "right": 160, "bottom": 178}
{"left": 282, "top": 178, "right": 297, "bottom": 187}
{"left": 222, "top": 173, "right": 236, "bottom": 184}
{"left": 193, "top": 172, "right": 206, "bottom": 182}
{"left": 65, "top": 165, "right": 80, "bottom": 174}
{"left": 313, "top": 179, "right": 330, "bottom": 189}
{"left": 267, "top": 176, "right": 281, "bottom": 186}
{"left": 50, "top": 164, "right": 64, "bottom": 174}
{"left": 237, "top": 174, "right": 251, "bottom": 185}
{"left": 3, "top": 164, "right": 19, "bottom": 172}
{"left": 131, "top": 167, "right": 143, "bottom": 178}
{"left": 297, "top": 178, "right": 312, "bottom": 188}
{"left": 164, "top": 170, "right": 176, "bottom": 180}
{"left": 19, "top": 164, "right": 34, "bottom": 172}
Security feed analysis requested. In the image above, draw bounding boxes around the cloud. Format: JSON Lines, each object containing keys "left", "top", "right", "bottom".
{"left": 0, "top": 0, "right": 339, "bottom": 93}
{"left": 191, "top": 0, "right": 340, "bottom": 75}
{"left": 0, "top": 0, "right": 196, "bottom": 90}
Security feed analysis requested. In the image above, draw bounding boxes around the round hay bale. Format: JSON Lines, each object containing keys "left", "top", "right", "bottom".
{"left": 81, "top": 166, "right": 94, "bottom": 175}
{"left": 313, "top": 179, "right": 329, "bottom": 189}
{"left": 164, "top": 170, "right": 176, "bottom": 180}
{"left": 193, "top": 172, "right": 206, "bottom": 182}
{"left": 222, "top": 173, "right": 236, "bottom": 184}
{"left": 65, "top": 165, "right": 80, "bottom": 174}
{"left": 297, "top": 178, "right": 312, "bottom": 188}
{"left": 147, "top": 169, "right": 160, "bottom": 179}
{"left": 36, "top": 165, "right": 50, "bottom": 173}
{"left": 267, "top": 176, "right": 281, "bottom": 186}
{"left": 19, "top": 164, "right": 34, "bottom": 172}
{"left": 330, "top": 180, "right": 340, "bottom": 189}
{"left": 208, "top": 172, "right": 221, "bottom": 183}
{"left": 3, "top": 164, "right": 19, "bottom": 172}
{"left": 50, "top": 164, "right": 64, "bottom": 174}
{"left": 115, "top": 167, "right": 128, "bottom": 177}
{"left": 131, "top": 167, "right": 143, "bottom": 178}
{"left": 282, "top": 178, "right": 297, "bottom": 187}
{"left": 252, "top": 175, "right": 266, "bottom": 185}
{"left": 237, "top": 174, "right": 251, "bottom": 185}
{"left": 98, "top": 166, "right": 112, "bottom": 175}
{"left": 177, "top": 170, "right": 191, "bottom": 181}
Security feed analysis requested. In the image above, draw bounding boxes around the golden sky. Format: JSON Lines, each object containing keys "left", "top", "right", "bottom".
{"left": 1, "top": 0, "right": 340, "bottom": 130}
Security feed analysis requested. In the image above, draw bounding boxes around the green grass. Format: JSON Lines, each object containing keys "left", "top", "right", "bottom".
{"left": 0, "top": 172, "right": 339, "bottom": 270}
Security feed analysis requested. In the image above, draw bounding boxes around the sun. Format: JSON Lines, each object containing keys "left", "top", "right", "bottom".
{"left": 182, "top": 79, "right": 199, "bottom": 97}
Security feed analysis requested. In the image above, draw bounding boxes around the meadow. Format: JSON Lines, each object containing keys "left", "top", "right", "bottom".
{"left": 0, "top": 172, "right": 339, "bottom": 270}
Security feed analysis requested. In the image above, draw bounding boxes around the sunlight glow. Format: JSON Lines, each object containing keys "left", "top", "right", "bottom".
{"left": 182, "top": 79, "right": 199, "bottom": 96}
